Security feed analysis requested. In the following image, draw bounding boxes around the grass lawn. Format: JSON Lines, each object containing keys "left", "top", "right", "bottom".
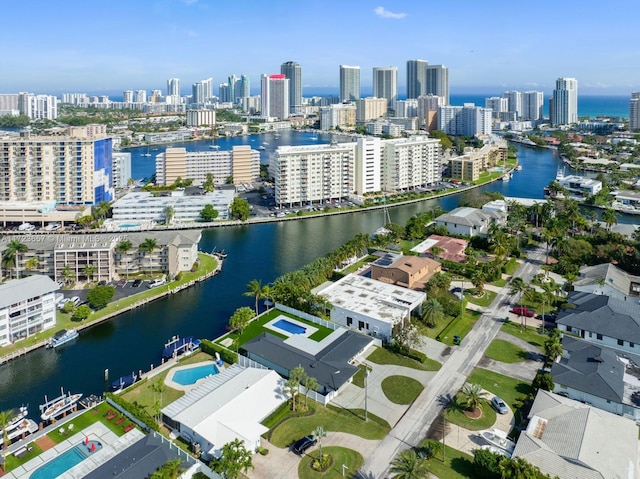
{"left": 4, "top": 441, "right": 44, "bottom": 471}
{"left": 465, "top": 290, "right": 497, "bottom": 307}
{"left": 484, "top": 339, "right": 528, "bottom": 363}
{"left": 121, "top": 351, "right": 213, "bottom": 416}
{"left": 381, "top": 376, "right": 424, "bottom": 404}
{"left": 490, "top": 277, "right": 508, "bottom": 287}
{"left": 367, "top": 347, "right": 441, "bottom": 371}
{"left": 268, "top": 401, "right": 390, "bottom": 447}
{"left": 340, "top": 255, "right": 377, "bottom": 274}
{"left": 445, "top": 396, "right": 497, "bottom": 431}
{"left": 298, "top": 446, "right": 364, "bottom": 479}
{"left": 501, "top": 322, "right": 546, "bottom": 349}
{"left": 421, "top": 444, "right": 475, "bottom": 479}
{"left": 437, "top": 310, "right": 482, "bottom": 346}
{"left": 467, "top": 368, "right": 534, "bottom": 426}
{"left": 352, "top": 364, "right": 367, "bottom": 388}
{"left": 503, "top": 258, "right": 519, "bottom": 275}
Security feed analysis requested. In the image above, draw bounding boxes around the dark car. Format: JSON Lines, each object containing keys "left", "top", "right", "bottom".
{"left": 512, "top": 307, "right": 535, "bottom": 317}
{"left": 292, "top": 435, "right": 317, "bottom": 455}
{"left": 536, "top": 313, "right": 557, "bottom": 322}
{"left": 132, "top": 279, "right": 143, "bottom": 287}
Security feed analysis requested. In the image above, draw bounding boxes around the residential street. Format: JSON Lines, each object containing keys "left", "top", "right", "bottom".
{"left": 358, "top": 245, "right": 547, "bottom": 478}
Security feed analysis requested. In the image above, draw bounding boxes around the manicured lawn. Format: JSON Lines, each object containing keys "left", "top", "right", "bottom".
{"left": 4, "top": 442, "right": 43, "bottom": 471}
{"left": 501, "top": 322, "right": 546, "bottom": 349}
{"left": 268, "top": 402, "right": 390, "bottom": 447}
{"left": 437, "top": 310, "right": 482, "bottom": 346}
{"left": 484, "top": 339, "right": 528, "bottom": 363}
{"left": 490, "top": 277, "right": 508, "bottom": 287}
{"left": 367, "top": 347, "right": 441, "bottom": 371}
{"left": 298, "top": 446, "right": 364, "bottom": 479}
{"left": 421, "top": 444, "right": 475, "bottom": 479}
{"left": 465, "top": 290, "right": 497, "bottom": 307}
{"left": 381, "top": 376, "right": 424, "bottom": 404}
{"left": 340, "top": 255, "right": 377, "bottom": 274}
{"left": 445, "top": 395, "right": 497, "bottom": 431}
{"left": 121, "top": 351, "right": 213, "bottom": 416}
{"left": 352, "top": 364, "right": 368, "bottom": 388}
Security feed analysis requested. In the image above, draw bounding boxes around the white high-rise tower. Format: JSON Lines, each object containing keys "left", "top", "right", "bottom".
{"left": 340, "top": 65, "right": 360, "bottom": 102}
{"left": 552, "top": 78, "right": 578, "bottom": 126}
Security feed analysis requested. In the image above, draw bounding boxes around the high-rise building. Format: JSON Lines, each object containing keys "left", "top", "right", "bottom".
{"left": 340, "top": 65, "right": 361, "bottom": 102}
{"left": 355, "top": 137, "right": 381, "bottom": 195}
{"left": 417, "top": 94, "right": 443, "bottom": 131}
{"left": 0, "top": 134, "right": 113, "bottom": 205}
{"left": 502, "top": 91, "right": 522, "bottom": 119}
{"left": 191, "top": 78, "right": 213, "bottom": 105}
{"left": 630, "top": 92, "right": 640, "bottom": 132}
{"left": 281, "top": 61, "right": 302, "bottom": 114}
{"left": 551, "top": 77, "right": 578, "bottom": 126}
{"left": 381, "top": 136, "right": 441, "bottom": 192}
{"left": 373, "top": 67, "right": 398, "bottom": 108}
{"left": 260, "top": 74, "right": 289, "bottom": 119}
{"left": 426, "top": 65, "right": 449, "bottom": 105}
{"left": 17, "top": 93, "right": 57, "bottom": 120}
{"left": 167, "top": 78, "right": 180, "bottom": 97}
{"left": 522, "top": 91, "right": 544, "bottom": 121}
{"left": 134, "top": 90, "right": 147, "bottom": 103}
{"left": 219, "top": 83, "right": 230, "bottom": 103}
{"left": 356, "top": 97, "right": 387, "bottom": 122}
{"left": 123, "top": 90, "right": 134, "bottom": 103}
{"left": 319, "top": 104, "right": 356, "bottom": 130}
{"left": 485, "top": 97, "right": 508, "bottom": 119}
{"left": 438, "top": 104, "right": 492, "bottom": 136}
{"left": 112, "top": 152, "right": 132, "bottom": 189}
{"left": 407, "top": 60, "right": 428, "bottom": 99}
{"left": 236, "top": 75, "right": 250, "bottom": 101}
{"left": 394, "top": 100, "right": 418, "bottom": 118}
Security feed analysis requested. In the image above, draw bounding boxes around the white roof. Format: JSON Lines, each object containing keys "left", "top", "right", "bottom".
{"left": 0, "top": 275, "right": 58, "bottom": 309}
{"left": 112, "top": 190, "right": 235, "bottom": 209}
{"left": 317, "top": 273, "right": 425, "bottom": 324}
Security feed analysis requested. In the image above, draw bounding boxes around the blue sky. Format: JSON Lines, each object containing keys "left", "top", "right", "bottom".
{"left": 3, "top": 0, "right": 639, "bottom": 96}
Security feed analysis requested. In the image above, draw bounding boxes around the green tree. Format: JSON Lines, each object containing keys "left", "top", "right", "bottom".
{"left": 228, "top": 306, "right": 255, "bottom": 336}
{"left": 285, "top": 377, "right": 299, "bottom": 412}
{"left": 72, "top": 304, "right": 92, "bottom": 321}
{"left": 543, "top": 330, "right": 563, "bottom": 364}
{"left": 304, "top": 376, "right": 318, "bottom": 407}
{"left": 473, "top": 448, "right": 503, "bottom": 479}
{"left": 82, "top": 264, "right": 96, "bottom": 283}
{"left": 202, "top": 173, "right": 215, "bottom": 193}
{"left": 138, "top": 238, "right": 159, "bottom": 272}
{"left": 601, "top": 208, "right": 618, "bottom": 231}
{"left": 116, "top": 240, "right": 133, "bottom": 279}
{"left": 389, "top": 448, "right": 430, "bottom": 479}
{"left": 429, "top": 129, "right": 453, "bottom": 151}
{"left": 532, "top": 370, "right": 554, "bottom": 392}
{"left": 1, "top": 239, "right": 28, "bottom": 279}
{"left": 214, "top": 438, "right": 253, "bottom": 479}
{"left": 199, "top": 204, "right": 219, "bottom": 222}
{"left": 230, "top": 197, "right": 251, "bottom": 221}
{"left": 62, "top": 264, "right": 76, "bottom": 285}
{"left": 421, "top": 298, "right": 444, "bottom": 327}
{"left": 164, "top": 205, "right": 175, "bottom": 225}
{"left": 313, "top": 425, "right": 327, "bottom": 456}
{"left": 25, "top": 257, "right": 40, "bottom": 273}
{"left": 0, "top": 409, "right": 12, "bottom": 471}
{"left": 244, "top": 279, "right": 263, "bottom": 315}
{"left": 461, "top": 383, "right": 487, "bottom": 413}
{"left": 87, "top": 285, "right": 116, "bottom": 309}
{"left": 510, "top": 277, "right": 529, "bottom": 329}
{"left": 150, "top": 458, "right": 185, "bottom": 479}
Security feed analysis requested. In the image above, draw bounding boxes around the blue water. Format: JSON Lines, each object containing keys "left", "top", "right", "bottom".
{"left": 118, "top": 223, "right": 141, "bottom": 229}
{"left": 273, "top": 319, "right": 307, "bottom": 335}
{"left": 31, "top": 441, "right": 102, "bottom": 479}
{"left": 172, "top": 364, "right": 219, "bottom": 386}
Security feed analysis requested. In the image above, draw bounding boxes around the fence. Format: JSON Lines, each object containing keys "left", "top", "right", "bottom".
{"left": 275, "top": 303, "right": 340, "bottom": 331}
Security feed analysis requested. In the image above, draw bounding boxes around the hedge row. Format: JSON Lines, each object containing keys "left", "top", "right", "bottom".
{"left": 200, "top": 338, "right": 238, "bottom": 364}
{"left": 387, "top": 342, "right": 428, "bottom": 363}
{"left": 105, "top": 392, "right": 159, "bottom": 432}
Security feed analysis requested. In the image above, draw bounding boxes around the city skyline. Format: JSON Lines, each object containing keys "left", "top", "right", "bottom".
{"left": 2, "top": 0, "right": 639, "bottom": 96}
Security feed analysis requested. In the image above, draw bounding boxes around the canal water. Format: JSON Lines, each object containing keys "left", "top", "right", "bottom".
{"left": 0, "top": 136, "right": 629, "bottom": 415}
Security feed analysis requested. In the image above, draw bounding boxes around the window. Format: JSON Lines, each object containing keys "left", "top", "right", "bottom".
{"left": 596, "top": 333, "right": 603, "bottom": 340}
{"left": 566, "top": 326, "right": 572, "bottom": 333}
{"left": 631, "top": 342, "right": 635, "bottom": 348}
{"left": 346, "top": 317, "right": 352, "bottom": 327}
{"left": 617, "top": 339, "right": 624, "bottom": 346}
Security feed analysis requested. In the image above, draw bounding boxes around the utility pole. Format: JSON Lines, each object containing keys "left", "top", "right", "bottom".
{"left": 442, "top": 412, "right": 446, "bottom": 461}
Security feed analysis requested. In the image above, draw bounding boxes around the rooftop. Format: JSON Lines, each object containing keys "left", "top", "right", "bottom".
{"left": 0, "top": 275, "right": 58, "bottom": 309}
{"left": 435, "top": 207, "right": 503, "bottom": 227}
{"left": 411, "top": 234, "right": 468, "bottom": 263}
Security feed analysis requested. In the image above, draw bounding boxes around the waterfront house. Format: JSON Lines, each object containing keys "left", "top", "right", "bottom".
{"left": 434, "top": 206, "right": 506, "bottom": 237}
{"left": 410, "top": 234, "right": 468, "bottom": 263}
{"left": 573, "top": 263, "right": 640, "bottom": 301}
{"left": 369, "top": 251, "right": 441, "bottom": 290}
{"left": 555, "top": 169, "right": 602, "bottom": 197}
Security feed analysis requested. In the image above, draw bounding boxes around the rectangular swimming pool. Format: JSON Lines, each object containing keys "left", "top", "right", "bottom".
{"left": 273, "top": 318, "right": 307, "bottom": 335}
{"left": 31, "top": 441, "right": 101, "bottom": 479}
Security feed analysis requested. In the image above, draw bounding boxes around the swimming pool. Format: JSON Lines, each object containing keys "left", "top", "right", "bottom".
{"left": 31, "top": 441, "right": 102, "bottom": 479}
{"left": 273, "top": 318, "right": 307, "bottom": 335}
{"left": 172, "top": 363, "right": 219, "bottom": 386}
{"left": 118, "top": 223, "right": 141, "bottom": 229}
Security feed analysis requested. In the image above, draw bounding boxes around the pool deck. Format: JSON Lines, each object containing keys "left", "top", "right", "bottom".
{"left": 163, "top": 360, "right": 224, "bottom": 392}
{"left": 263, "top": 315, "right": 318, "bottom": 338}
{"left": 4, "top": 422, "right": 144, "bottom": 479}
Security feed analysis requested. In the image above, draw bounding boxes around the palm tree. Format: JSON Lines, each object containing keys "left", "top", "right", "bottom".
{"left": 116, "top": 240, "right": 133, "bottom": 279}
{"left": 544, "top": 330, "right": 563, "bottom": 364}
{"left": 25, "top": 257, "right": 39, "bottom": 274}
{"left": 0, "top": 409, "right": 13, "bottom": 471}
{"left": 499, "top": 456, "right": 541, "bottom": 479}
{"left": 150, "top": 458, "right": 185, "bottom": 479}
{"left": 82, "top": 264, "right": 96, "bottom": 283}
{"left": 602, "top": 208, "right": 618, "bottom": 231}
{"left": 244, "top": 279, "right": 263, "bottom": 315}
{"left": 2, "top": 240, "right": 28, "bottom": 279}
{"left": 304, "top": 376, "right": 318, "bottom": 407}
{"left": 62, "top": 264, "right": 76, "bottom": 285}
{"left": 261, "top": 283, "right": 273, "bottom": 310}
{"left": 312, "top": 426, "right": 327, "bottom": 457}
{"left": 389, "top": 449, "right": 430, "bottom": 479}
{"left": 421, "top": 298, "right": 444, "bottom": 327}
{"left": 471, "top": 270, "right": 486, "bottom": 296}
{"left": 461, "top": 383, "right": 487, "bottom": 414}
{"left": 138, "top": 238, "right": 159, "bottom": 273}
{"left": 163, "top": 205, "right": 175, "bottom": 225}
{"left": 510, "top": 277, "right": 528, "bottom": 329}
{"left": 285, "top": 377, "right": 298, "bottom": 412}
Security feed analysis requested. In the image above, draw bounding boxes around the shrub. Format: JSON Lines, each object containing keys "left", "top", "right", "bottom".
{"left": 105, "top": 392, "right": 159, "bottom": 431}
{"left": 473, "top": 449, "right": 502, "bottom": 479}
{"left": 200, "top": 339, "right": 237, "bottom": 364}
{"left": 257, "top": 446, "right": 269, "bottom": 456}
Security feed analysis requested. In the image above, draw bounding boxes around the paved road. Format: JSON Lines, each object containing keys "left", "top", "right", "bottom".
{"left": 358, "top": 245, "right": 547, "bottom": 478}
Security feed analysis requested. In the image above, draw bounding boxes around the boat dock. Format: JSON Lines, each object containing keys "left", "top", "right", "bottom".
{"left": 39, "top": 390, "right": 82, "bottom": 422}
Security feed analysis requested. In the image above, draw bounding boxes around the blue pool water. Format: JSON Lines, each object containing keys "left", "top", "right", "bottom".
{"left": 173, "top": 364, "right": 219, "bottom": 385}
{"left": 273, "top": 319, "right": 307, "bottom": 335}
{"left": 31, "top": 441, "right": 102, "bottom": 479}
{"left": 118, "top": 223, "right": 141, "bottom": 229}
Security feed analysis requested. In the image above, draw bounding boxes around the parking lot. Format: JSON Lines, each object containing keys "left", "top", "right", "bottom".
{"left": 59, "top": 279, "right": 157, "bottom": 306}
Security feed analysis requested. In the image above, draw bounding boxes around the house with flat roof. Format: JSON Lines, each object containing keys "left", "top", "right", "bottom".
{"left": 315, "top": 273, "right": 425, "bottom": 340}
{"left": 551, "top": 336, "right": 640, "bottom": 423}
{"left": 369, "top": 251, "right": 441, "bottom": 290}
{"left": 512, "top": 389, "right": 637, "bottom": 479}
{"left": 0, "top": 275, "right": 58, "bottom": 346}
{"left": 556, "top": 291, "right": 640, "bottom": 355}
{"left": 410, "top": 234, "right": 468, "bottom": 263}
{"left": 434, "top": 206, "right": 505, "bottom": 237}
{"left": 242, "top": 327, "right": 376, "bottom": 399}
{"left": 161, "top": 365, "right": 286, "bottom": 460}
{"left": 573, "top": 262, "right": 640, "bottom": 300}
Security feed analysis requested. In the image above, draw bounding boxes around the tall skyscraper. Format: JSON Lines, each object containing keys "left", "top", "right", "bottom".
{"left": 407, "top": 59, "right": 428, "bottom": 99}
{"left": 522, "top": 91, "right": 544, "bottom": 121}
{"left": 261, "top": 74, "right": 289, "bottom": 119}
{"left": 167, "top": 78, "right": 180, "bottom": 97}
{"left": 236, "top": 75, "right": 250, "bottom": 101}
{"left": 192, "top": 78, "right": 213, "bottom": 104}
{"left": 340, "top": 65, "right": 361, "bottom": 102}
{"left": 551, "top": 78, "right": 578, "bottom": 126}
{"left": 502, "top": 91, "right": 522, "bottom": 119}
{"left": 426, "top": 65, "right": 449, "bottom": 105}
{"left": 630, "top": 92, "right": 640, "bottom": 132}
{"left": 373, "top": 67, "right": 398, "bottom": 108}
{"left": 228, "top": 74, "right": 238, "bottom": 104}
{"left": 123, "top": 90, "right": 134, "bottom": 103}
{"left": 281, "top": 61, "right": 302, "bottom": 114}
{"left": 219, "top": 83, "right": 230, "bottom": 103}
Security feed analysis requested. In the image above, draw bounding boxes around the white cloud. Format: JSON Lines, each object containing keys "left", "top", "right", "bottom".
{"left": 374, "top": 6, "right": 407, "bottom": 19}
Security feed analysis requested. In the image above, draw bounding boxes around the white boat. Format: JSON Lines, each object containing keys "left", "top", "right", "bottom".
{"left": 310, "top": 135, "right": 318, "bottom": 140}
{"left": 500, "top": 173, "right": 511, "bottom": 181}
{"left": 480, "top": 429, "right": 515, "bottom": 455}
{"left": 0, "top": 418, "right": 38, "bottom": 447}
{"left": 40, "top": 389, "right": 83, "bottom": 422}
{"left": 47, "top": 329, "right": 79, "bottom": 348}
{"left": 258, "top": 146, "right": 266, "bottom": 151}
{"left": 515, "top": 165, "right": 523, "bottom": 171}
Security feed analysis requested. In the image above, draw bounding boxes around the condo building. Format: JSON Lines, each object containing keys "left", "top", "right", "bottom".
{"left": 339, "top": 65, "right": 361, "bottom": 102}
{"left": 426, "top": 65, "right": 449, "bottom": 105}
{"left": 356, "top": 97, "right": 387, "bottom": 122}
{"left": 407, "top": 59, "right": 428, "bottom": 99}
{"left": 417, "top": 94, "right": 443, "bottom": 131}
{"left": 261, "top": 74, "right": 290, "bottom": 119}
{"left": 319, "top": 104, "right": 356, "bottom": 130}
{"left": 522, "top": 91, "right": 544, "bottom": 121}
{"left": 373, "top": 67, "right": 398, "bottom": 108}
{"left": 112, "top": 152, "right": 132, "bottom": 189}
{"left": 381, "top": 136, "right": 441, "bottom": 191}
{"left": 355, "top": 137, "right": 381, "bottom": 195}
{"left": 186, "top": 109, "right": 216, "bottom": 127}
{"left": 155, "top": 146, "right": 259, "bottom": 186}
{"left": 281, "top": 61, "right": 302, "bottom": 115}
{"left": 551, "top": 77, "right": 578, "bottom": 126}
{"left": 438, "top": 104, "right": 492, "bottom": 136}
{"left": 502, "top": 91, "right": 522, "bottom": 119}
{"left": 630, "top": 92, "right": 640, "bottom": 132}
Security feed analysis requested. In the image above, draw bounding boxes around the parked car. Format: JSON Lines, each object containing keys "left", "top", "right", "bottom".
{"left": 536, "top": 313, "right": 557, "bottom": 322}
{"left": 292, "top": 435, "right": 317, "bottom": 455}
{"left": 132, "top": 279, "right": 143, "bottom": 287}
{"left": 491, "top": 396, "right": 509, "bottom": 415}
{"left": 511, "top": 307, "right": 535, "bottom": 317}
{"left": 69, "top": 296, "right": 81, "bottom": 307}
{"left": 116, "top": 279, "right": 127, "bottom": 287}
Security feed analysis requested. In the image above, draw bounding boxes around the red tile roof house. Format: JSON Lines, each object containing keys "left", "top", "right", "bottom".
{"left": 410, "top": 235, "right": 468, "bottom": 263}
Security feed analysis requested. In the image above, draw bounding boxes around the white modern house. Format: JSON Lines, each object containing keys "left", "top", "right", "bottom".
{"left": 573, "top": 263, "right": 640, "bottom": 301}
{"left": 434, "top": 206, "right": 506, "bottom": 237}
{"left": 555, "top": 169, "right": 602, "bottom": 196}
{"left": 315, "top": 273, "right": 425, "bottom": 340}
{"left": 161, "top": 365, "right": 286, "bottom": 459}
{"left": 0, "top": 275, "right": 58, "bottom": 346}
